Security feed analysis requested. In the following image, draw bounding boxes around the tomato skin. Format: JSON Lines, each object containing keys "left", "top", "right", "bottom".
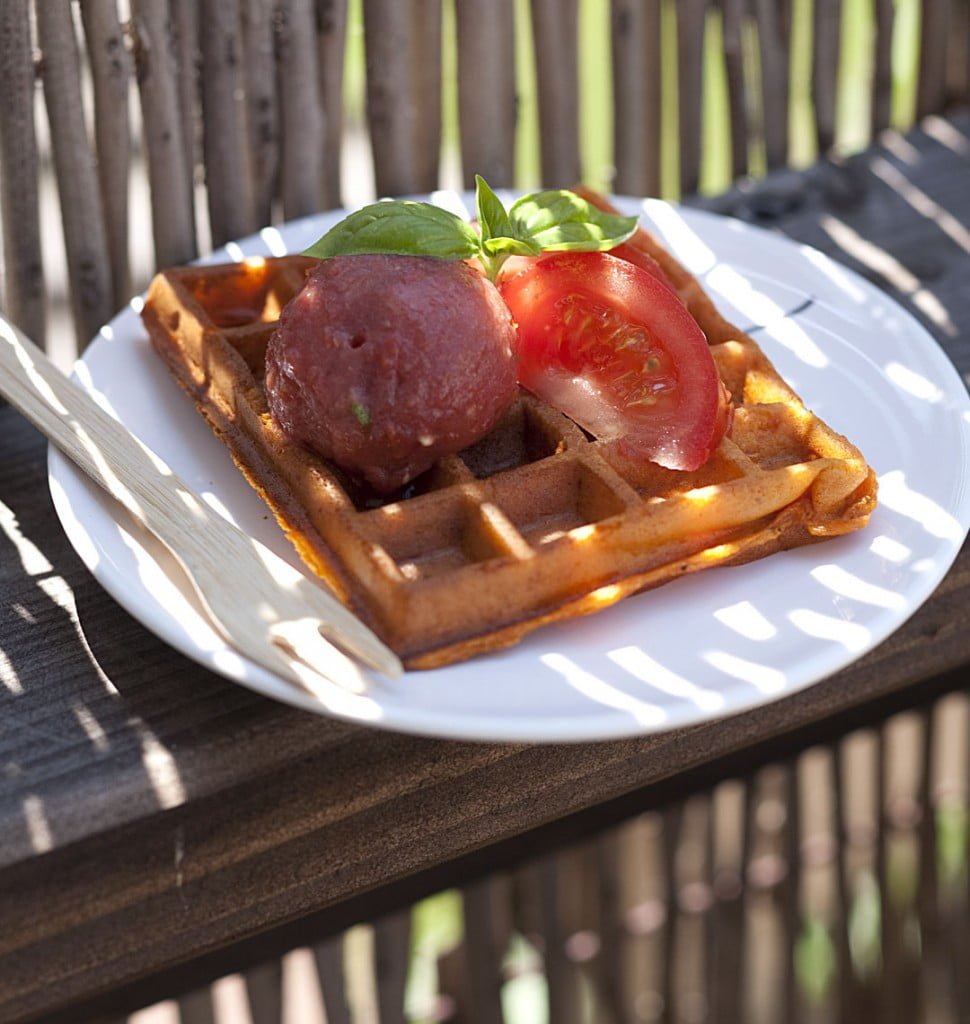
{"left": 498, "top": 251, "right": 729, "bottom": 471}
{"left": 608, "top": 242, "right": 677, "bottom": 293}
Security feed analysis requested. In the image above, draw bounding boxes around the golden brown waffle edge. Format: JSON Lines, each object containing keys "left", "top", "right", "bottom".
{"left": 142, "top": 222, "right": 877, "bottom": 670}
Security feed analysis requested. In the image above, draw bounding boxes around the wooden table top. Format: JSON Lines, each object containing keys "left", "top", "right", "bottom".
{"left": 2, "top": 111, "right": 969, "bottom": 1024}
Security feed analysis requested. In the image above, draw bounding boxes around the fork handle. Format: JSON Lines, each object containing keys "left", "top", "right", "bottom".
{"left": 0, "top": 318, "right": 401, "bottom": 678}
{"left": 0, "top": 320, "right": 163, "bottom": 520}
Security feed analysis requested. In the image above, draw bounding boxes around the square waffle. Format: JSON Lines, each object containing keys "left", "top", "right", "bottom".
{"left": 142, "top": 215, "right": 877, "bottom": 669}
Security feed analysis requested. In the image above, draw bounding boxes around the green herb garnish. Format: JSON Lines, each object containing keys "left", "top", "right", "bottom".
{"left": 302, "top": 176, "right": 638, "bottom": 282}
{"left": 350, "top": 401, "right": 371, "bottom": 427}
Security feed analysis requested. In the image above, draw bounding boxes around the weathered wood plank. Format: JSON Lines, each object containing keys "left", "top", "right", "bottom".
{"left": 611, "top": 0, "right": 662, "bottom": 195}
{"left": 79, "top": 0, "right": 132, "bottom": 310}
{"left": 0, "top": 0, "right": 44, "bottom": 346}
{"left": 530, "top": 0, "right": 581, "bottom": 186}
{"left": 456, "top": 0, "right": 517, "bottom": 188}
{"left": 35, "top": 0, "right": 113, "bottom": 349}
{"left": 131, "top": 0, "right": 197, "bottom": 267}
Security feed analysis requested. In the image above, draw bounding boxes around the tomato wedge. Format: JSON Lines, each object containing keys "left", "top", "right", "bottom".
{"left": 498, "top": 251, "right": 730, "bottom": 471}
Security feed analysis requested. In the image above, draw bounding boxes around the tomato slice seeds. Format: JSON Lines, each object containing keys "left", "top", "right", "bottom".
{"left": 499, "top": 251, "right": 730, "bottom": 472}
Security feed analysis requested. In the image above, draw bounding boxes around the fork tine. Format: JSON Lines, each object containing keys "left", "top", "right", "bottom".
{"left": 270, "top": 616, "right": 403, "bottom": 679}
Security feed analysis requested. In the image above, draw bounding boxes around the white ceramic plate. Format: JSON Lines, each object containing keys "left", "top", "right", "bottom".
{"left": 48, "top": 195, "right": 970, "bottom": 742}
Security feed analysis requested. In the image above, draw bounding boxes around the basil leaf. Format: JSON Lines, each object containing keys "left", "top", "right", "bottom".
{"left": 475, "top": 175, "right": 514, "bottom": 244}
{"left": 509, "top": 189, "right": 638, "bottom": 252}
{"left": 481, "top": 235, "right": 542, "bottom": 258}
{"left": 303, "top": 201, "right": 481, "bottom": 260}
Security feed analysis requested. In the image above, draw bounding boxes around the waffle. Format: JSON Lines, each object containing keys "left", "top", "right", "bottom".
{"left": 142, "top": 213, "right": 877, "bottom": 669}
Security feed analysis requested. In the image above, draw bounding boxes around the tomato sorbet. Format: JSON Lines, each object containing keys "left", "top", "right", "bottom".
{"left": 265, "top": 254, "right": 518, "bottom": 493}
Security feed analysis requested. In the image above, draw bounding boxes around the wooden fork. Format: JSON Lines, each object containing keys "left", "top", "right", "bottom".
{"left": 0, "top": 317, "right": 402, "bottom": 689}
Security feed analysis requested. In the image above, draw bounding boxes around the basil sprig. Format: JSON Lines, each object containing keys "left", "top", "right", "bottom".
{"left": 302, "top": 176, "right": 638, "bottom": 281}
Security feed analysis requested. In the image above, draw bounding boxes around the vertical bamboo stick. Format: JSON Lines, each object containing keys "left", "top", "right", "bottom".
{"left": 277, "top": 0, "right": 323, "bottom": 220}
{"left": 312, "top": 936, "right": 352, "bottom": 1024}
{"left": 317, "top": 0, "right": 348, "bottom": 207}
{"left": 537, "top": 855, "right": 580, "bottom": 1024}
{"left": 373, "top": 910, "right": 411, "bottom": 1024}
{"left": 0, "top": 0, "right": 44, "bottom": 346}
{"left": 812, "top": 0, "right": 842, "bottom": 153}
{"left": 611, "top": 0, "right": 662, "bottom": 196}
{"left": 200, "top": 0, "right": 256, "bottom": 246}
{"left": 720, "top": 0, "right": 750, "bottom": 181}
{"left": 871, "top": 0, "right": 895, "bottom": 137}
{"left": 753, "top": 0, "right": 791, "bottom": 169}
{"left": 131, "top": 0, "right": 197, "bottom": 267}
{"left": 242, "top": 0, "right": 279, "bottom": 227}
{"left": 780, "top": 759, "right": 801, "bottom": 1024}
{"left": 410, "top": 0, "right": 442, "bottom": 193}
{"left": 530, "top": 0, "right": 581, "bottom": 186}
{"left": 171, "top": 0, "right": 200, "bottom": 218}
{"left": 36, "top": 0, "right": 113, "bottom": 349}
{"left": 676, "top": 0, "right": 709, "bottom": 196}
{"left": 947, "top": 0, "right": 970, "bottom": 105}
{"left": 918, "top": 0, "right": 952, "bottom": 118}
{"left": 455, "top": 0, "right": 517, "bottom": 188}
{"left": 660, "top": 803, "right": 684, "bottom": 1022}
{"left": 80, "top": 0, "right": 132, "bottom": 309}
{"left": 593, "top": 829, "right": 626, "bottom": 1023}
{"left": 363, "top": 0, "right": 418, "bottom": 196}
{"left": 461, "top": 877, "right": 507, "bottom": 1024}
{"left": 243, "top": 960, "right": 283, "bottom": 1024}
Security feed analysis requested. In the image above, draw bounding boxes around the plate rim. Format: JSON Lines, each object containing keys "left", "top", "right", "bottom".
{"left": 46, "top": 195, "right": 970, "bottom": 743}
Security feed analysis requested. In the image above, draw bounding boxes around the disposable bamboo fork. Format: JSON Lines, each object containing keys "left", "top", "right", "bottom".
{"left": 0, "top": 316, "right": 403, "bottom": 687}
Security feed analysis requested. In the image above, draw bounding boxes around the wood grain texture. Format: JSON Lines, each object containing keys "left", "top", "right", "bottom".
{"left": 35, "top": 0, "right": 113, "bottom": 349}
{"left": 79, "top": 0, "right": 132, "bottom": 311}
{"left": 456, "top": 0, "right": 517, "bottom": 188}
{"left": 1, "top": 113, "right": 970, "bottom": 1023}
{"left": 530, "top": 0, "right": 581, "bottom": 186}
{"left": 131, "top": 0, "right": 198, "bottom": 267}
{"left": 611, "top": 0, "right": 662, "bottom": 195}
{"left": 0, "top": 0, "right": 44, "bottom": 346}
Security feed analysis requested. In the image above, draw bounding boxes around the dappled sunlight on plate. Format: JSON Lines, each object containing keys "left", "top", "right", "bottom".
{"left": 45, "top": 197, "right": 970, "bottom": 741}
